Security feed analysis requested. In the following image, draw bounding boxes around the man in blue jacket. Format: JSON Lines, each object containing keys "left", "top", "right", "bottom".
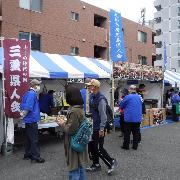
{"left": 20, "top": 79, "right": 45, "bottom": 163}
{"left": 120, "top": 85, "right": 142, "bottom": 150}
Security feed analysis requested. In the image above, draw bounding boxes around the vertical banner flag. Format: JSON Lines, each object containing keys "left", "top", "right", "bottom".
{"left": 110, "top": 9, "right": 126, "bottom": 62}
{"left": 163, "top": 41, "right": 167, "bottom": 70}
{"left": 3, "top": 39, "right": 30, "bottom": 118}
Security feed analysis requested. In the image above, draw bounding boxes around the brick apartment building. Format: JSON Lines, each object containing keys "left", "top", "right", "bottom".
{"left": 0, "top": 0, "right": 155, "bottom": 65}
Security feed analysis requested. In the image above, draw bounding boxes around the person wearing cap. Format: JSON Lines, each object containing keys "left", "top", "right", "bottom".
{"left": 171, "top": 89, "right": 180, "bottom": 122}
{"left": 39, "top": 89, "right": 55, "bottom": 115}
{"left": 119, "top": 85, "right": 142, "bottom": 150}
{"left": 20, "top": 79, "right": 45, "bottom": 163}
{"left": 86, "top": 79, "right": 116, "bottom": 175}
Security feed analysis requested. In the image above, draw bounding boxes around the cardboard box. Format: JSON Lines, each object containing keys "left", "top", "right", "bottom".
{"left": 141, "top": 109, "right": 150, "bottom": 127}
{"left": 149, "top": 108, "right": 165, "bottom": 125}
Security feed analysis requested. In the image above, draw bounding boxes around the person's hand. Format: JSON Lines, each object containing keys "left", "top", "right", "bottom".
{"left": 99, "top": 130, "right": 105, "bottom": 137}
{"left": 56, "top": 117, "right": 65, "bottom": 126}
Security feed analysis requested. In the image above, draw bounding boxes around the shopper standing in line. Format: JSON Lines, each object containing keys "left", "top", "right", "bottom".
{"left": 171, "top": 89, "right": 180, "bottom": 122}
{"left": 86, "top": 79, "right": 117, "bottom": 175}
{"left": 119, "top": 88, "right": 129, "bottom": 137}
{"left": 20, "top": 79, "right": 45, "bottom": 163}
{"left": 56, "top": 85, "right": 88, "bottom": 180}
{"left": 39, "top": 90, "right": 55, "bottom": 115}
{"left": 120, "top": 85, "right": 142, "bottom": 150}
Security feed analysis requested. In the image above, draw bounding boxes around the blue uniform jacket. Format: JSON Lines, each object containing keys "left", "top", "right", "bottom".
{"left": 20, "top": 89, "right": 41, "bottom": 123}
{"left": 39, "top": 93, "right": 54, "bottom": 114}
{"left": 120, "top": 93, "right": 142, "bottom": 122}
{"left": 80, "top": 88, "right": 87, "bottom": 113}
{"left": 171, "top": 94, "right": 180, "bottom": 105}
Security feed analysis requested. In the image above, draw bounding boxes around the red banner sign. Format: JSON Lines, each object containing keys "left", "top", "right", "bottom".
{"left": 3, "top": 39, "right": 30, "bottom": 118}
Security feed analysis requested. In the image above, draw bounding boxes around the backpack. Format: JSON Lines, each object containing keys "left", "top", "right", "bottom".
{"left": 70, "top": 117, "right": 93, "bottom": 153}
{"left": 98, "top": 96, "right": 114, "bottom": 132}
{"left": 105, "top": 104, "right": 114, "bottom": 131}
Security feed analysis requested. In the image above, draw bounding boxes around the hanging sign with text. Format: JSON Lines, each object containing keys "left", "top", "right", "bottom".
{"left": 3, "top": 39, "right": 30, "bottom": 118}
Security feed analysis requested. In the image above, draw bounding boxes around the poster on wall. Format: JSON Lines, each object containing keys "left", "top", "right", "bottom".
{"left": 3, "top": 39, "right": 30, "bottom": 118}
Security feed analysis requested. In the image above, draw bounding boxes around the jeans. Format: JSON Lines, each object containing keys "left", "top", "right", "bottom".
{"left": 69, "top": 166, "right": 87, "bottom": 180}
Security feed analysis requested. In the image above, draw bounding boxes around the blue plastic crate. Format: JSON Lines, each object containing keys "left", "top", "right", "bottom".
{"left": 114, "top": 117, "right": 120, "bottom": 128}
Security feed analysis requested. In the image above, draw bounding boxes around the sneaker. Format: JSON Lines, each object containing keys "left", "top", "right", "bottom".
{"left": 121, "top": 146, "right": 129, "bottom": 150}
{"left": 86, "top": 164, "right": 101, "bottom": 172}
{"left": 23, "top": 156, "right": 31, "bottom": 160}
{"left": 132, "top": 146, "right": 138, "bottom": 150}
{"left": 31, "top": 157, "right": 45, "bottom": 163}
{"left": 107, "top": 159, "right": 117, "bottom": 175}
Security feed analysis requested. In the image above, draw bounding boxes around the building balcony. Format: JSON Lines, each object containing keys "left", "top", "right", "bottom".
{"left": 154, "top": 59, "right": 163, "bottom": 67}
{"left": 93, "top": 26, "right": 108, "bottom": 46}
{"left": 154, "top": 11, "right": 162, "bottom": 19}
{"left": 154, "top": 22, "right": 162, "bottom": 31}
{"left": 154, "top": 35, "right": 162, "bottom": 43}
{"left": 156, "top": 53, "right": 162, "bottom": 60}
{"left": 154, "top": 0, "right": 161, "bottom": 9}
{"left": 156, "top": 47, "right": 163, "bottom": 55}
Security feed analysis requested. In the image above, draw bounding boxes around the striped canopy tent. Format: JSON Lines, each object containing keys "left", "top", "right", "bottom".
{"left": 164, "top": 70, "right": 180, "bottom": 84}
{"left": 0, "top": 48, "right": 111, "bottom": 79}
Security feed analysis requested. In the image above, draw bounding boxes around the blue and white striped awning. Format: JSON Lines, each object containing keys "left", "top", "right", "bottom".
{"left": 0, "top": 48, "right": 111, "bottom": 79}
{"left": 164, "top": 70, "right": 180, "bottom": 83}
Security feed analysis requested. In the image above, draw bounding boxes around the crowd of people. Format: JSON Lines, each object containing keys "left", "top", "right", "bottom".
{"left": 21, "top": 78, "right": 174, "bottom": 180}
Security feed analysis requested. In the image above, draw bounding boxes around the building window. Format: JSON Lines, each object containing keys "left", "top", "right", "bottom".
{"left": 94, "top": 14, "right": 107, "bottom": 28}
{"left": 71, "top": 47, "right": 79, "bottom": 55}
{"left": 138, "top": 55, "right": 147, "bottom": 65}
{"left": 19, "top": 31, "right": 30, "bottom": 40}
{"left": 138, "top": 31, "right": 147, "bottom": 43}
{"left": 31, "top": 0, "right": 42, "bottom": 12}
{"left": 31, "top": 33, "right": 41, "bottom": 51}
{"left": 19, "top": 0, "right": 30, "bottom": 10}
{"left": 19, "top": 0, "right": 42, "bottom": 12}
{"left": 94, "top": 45, "right": 107, "bottom": 59}
{"left": 71, "top": 12, "right": 79, "bottom": 21}
{"left": 19, "top": 32, "right": 41, "bottom": 51}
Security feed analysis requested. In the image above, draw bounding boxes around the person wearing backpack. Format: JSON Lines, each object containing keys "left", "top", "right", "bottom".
{"left": 86, "top": 79, "right": 117, "bottom": 175}
{"left": 56, "top": 85, "right": 88, "bottom": 180}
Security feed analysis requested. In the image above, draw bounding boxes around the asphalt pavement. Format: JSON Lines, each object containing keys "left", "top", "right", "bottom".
{"left": 0, "top": 122, "right": 180, "bottom": 180}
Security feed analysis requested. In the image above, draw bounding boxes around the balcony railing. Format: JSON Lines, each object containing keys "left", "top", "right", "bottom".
{"left": 154, "top": 11, "right": 162, "bottom": 19}
{"left": 154, "top": 35, "right": 162, "bottom": 43}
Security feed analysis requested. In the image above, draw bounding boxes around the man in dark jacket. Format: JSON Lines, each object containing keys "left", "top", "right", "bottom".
{"left": 120, "top": 85, "right": 142, "bottom": 150}
{"left": 86, "top": 79, "right": 116, "bottom": 175}
{"left": 39, "top": 90, "right": 55, "bottom": 115}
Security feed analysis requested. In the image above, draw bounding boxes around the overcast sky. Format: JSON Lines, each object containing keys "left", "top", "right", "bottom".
{"left": 81, "top": 0, "right": 155, "bottom": 22}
